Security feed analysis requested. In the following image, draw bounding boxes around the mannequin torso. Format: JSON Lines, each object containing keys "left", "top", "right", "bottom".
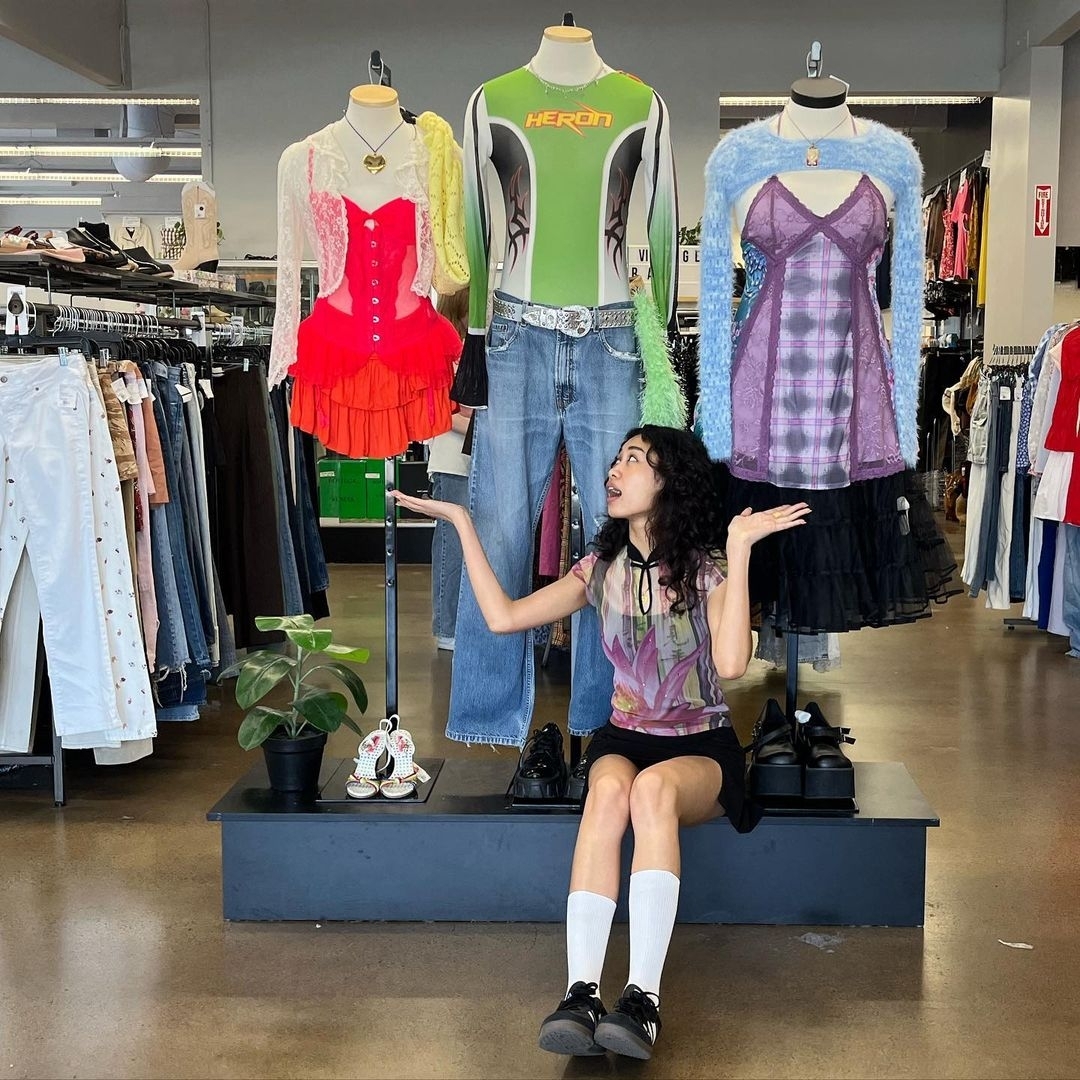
{"left": 733, "top": 100, "right": 894, "bottom": 228}
{"left": 528, "top": 25, "right": 612, "bottom": 85}
{"left": 334, "top": 88, "right": 417, "bottom": 208}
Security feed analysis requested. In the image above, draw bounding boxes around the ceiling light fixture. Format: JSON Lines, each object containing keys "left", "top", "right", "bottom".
{"left": 0, "top": 95, "right": 200, "bottom": 106}
{"left": 718, "top": 94, "right": 985, "bottom": 107}
{"left": 0, "top": 144, "right": 202, "bottom": 158}
{"left": 0, "top": 170, "right": 202, "bottom": 183}
{"left": 0, "top": 195, "right": 102, "bottom": 206}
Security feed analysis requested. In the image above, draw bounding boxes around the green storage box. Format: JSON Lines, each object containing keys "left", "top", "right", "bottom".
{"left": 318, "top": 461, "right": 341, "bottom": 519}
{"left": 338, "top": 460, "right": 371, "bottom": 521}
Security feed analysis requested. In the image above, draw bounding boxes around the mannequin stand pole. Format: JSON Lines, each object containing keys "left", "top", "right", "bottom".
{"left": 383, "top": 457, "right": 399, "bottom": 727}
{"left": 785, "top": 629, "right": 800, "bottom": 720}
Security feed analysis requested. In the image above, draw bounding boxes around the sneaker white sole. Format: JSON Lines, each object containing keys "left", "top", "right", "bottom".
{"left": 537, "top": 1018, "right": 605, "bottom": 1057}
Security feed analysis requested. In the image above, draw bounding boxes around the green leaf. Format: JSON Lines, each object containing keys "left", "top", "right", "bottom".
{"left": 235, "top": 653, "right": 297, "bottom": 710}
{"left": 339, "top": 715, "right": 365, "bottom": 738}
{"left": 254, "top": 614, "right": 315, "bottom": 632}
{"left": 285, "top": 628, "right": 333, "bottom": 652}
{"left": 294, "top": 690, "right": 349, "bottom": 733}
{"left": 323, "top": 643, "right": 371, "bottom": 663}
{"left": 237, "top": 706, "right": 287, "bottom": 750}
{"left": 308, "top": 662, "right": 368, "bottom": 715}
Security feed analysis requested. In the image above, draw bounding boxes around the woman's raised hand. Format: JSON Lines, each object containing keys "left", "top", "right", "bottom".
{"left": 390, "top": 489, "right": 468, "bottom": 525}
{"left": 726, "top": 503, "right": 811, "bottom": 548}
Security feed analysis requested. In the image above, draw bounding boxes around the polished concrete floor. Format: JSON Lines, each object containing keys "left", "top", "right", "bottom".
{"left": 2, "top": 529, "right": 1079, "bottom": 1079}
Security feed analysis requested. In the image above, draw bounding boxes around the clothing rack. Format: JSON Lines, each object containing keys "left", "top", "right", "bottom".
{"left": 4, "top": 296, "right": 201, "bottom": 337}
{"left": 925, "top": 151, "right": 989, "bottom": 197}
{"left": 988, "top": 344, "right": 1036, "bottom": 364}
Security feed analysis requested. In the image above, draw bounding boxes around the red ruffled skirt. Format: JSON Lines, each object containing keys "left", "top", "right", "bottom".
{"left": 290, "top": 297, "right": 462, "bottom": 459}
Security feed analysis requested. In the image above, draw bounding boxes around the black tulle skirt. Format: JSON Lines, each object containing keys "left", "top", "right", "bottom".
{"left": 722, "top": 468, "right": 960, "bottom": 634}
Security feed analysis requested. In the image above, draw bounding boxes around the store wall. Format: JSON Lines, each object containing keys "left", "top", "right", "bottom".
{"left": 204, "top": 0, "right": 1007, "bottom": 255}
{"left": 0, "top": 0, "right": 1007, "bottom": 248}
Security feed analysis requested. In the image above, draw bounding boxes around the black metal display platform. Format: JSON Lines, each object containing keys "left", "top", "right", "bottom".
{"left": 207, "top": 756, "right": 938, "bottom": 926}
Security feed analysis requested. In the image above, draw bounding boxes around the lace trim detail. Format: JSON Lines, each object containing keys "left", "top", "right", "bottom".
{"left": 396, "top": 135, "right": 434, "bottom": 299}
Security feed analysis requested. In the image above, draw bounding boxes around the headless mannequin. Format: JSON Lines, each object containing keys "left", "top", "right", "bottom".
{"left": 528, "top": 24, "right": 612, "bottom": 85}
{"left": 733, "top": 77, "right": 894, "bottom": 229}
{"left": 334, "top": 84, "right": 417, "bottom": 209}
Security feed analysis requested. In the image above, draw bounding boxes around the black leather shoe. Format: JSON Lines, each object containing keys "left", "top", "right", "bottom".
{"left": 798, "top": 701, "right": 855, "bottom": 799}
{"left": 565, "top": 751, "right": 588, "bottom": 802}
{"left": 512, "top": 722, "right": 567, "bottom": 799}
{"left": 123, "top": 246, "right": 173, "bottom": 276}
{"left": 747, "top": 698, "right": 802, "bottom": 797}
{"left": 66, "top": 227, "right": 127, "bottom": 267}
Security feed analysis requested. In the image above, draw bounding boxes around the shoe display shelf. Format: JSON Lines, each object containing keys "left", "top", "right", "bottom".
{"left": 207, "top": 749, "right": 938, "bottom": 927}
{"left": 0, "top": 253, "right": 271, "bottom": 309}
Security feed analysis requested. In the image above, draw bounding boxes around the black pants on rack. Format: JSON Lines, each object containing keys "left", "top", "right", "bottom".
{"left": 211, "top": 368, "right": 287, "bottom": 649}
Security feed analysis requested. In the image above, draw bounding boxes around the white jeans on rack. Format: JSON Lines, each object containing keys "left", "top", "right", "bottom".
{"left": 0, "top": 354, "right": 155, "bottom": 754}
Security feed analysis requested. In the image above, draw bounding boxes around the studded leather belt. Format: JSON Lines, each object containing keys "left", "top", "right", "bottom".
{"left": 491, "top": 295, "right": 635, "bottom": 338}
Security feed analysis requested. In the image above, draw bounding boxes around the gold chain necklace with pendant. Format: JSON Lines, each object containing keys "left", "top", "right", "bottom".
{"left": 344, "top": 114, "right": 406, "bottom": 174}
{"left": 778, "top": 111, "right": 853, "bottom": 168}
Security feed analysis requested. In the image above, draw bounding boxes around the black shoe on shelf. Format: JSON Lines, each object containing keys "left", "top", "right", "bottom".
{"left": 593, "top": 984, "right": 661, "bottom": 1060}
{"left": 537, "top": 980, "right": 607, "bottom": 1056}
{"left": 798, "top": 701, "right": 856, "bottom": 800}
{"left": 512, "top": 722, "right": 567, "bottom": 799}
{"left": 565, "top": 751, "right": 588, "bottom": 802}
{"left": 747, "top": 698, "right": 802, "bottom": 798}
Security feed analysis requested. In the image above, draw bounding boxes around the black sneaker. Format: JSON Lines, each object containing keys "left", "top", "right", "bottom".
{"left": 593, "top": 984, "right": 661, "bottom": 1060}
{"left": 537, "top": 980, "right": 607, "bottom": 1056}
{"left": 512, "top": 722, "right": 567, "bottom": 799}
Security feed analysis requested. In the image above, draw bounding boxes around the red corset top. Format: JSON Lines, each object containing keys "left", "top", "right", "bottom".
{"left": 324, "top": 196, "right": 423, "bottom": 353}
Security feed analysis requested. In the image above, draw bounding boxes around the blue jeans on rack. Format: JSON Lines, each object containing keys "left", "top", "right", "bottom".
{"left": 1064, "top": 525, "right": 1080, "bottom": 655}
{"left": 148, "top": 362, "right": 209, "bottom": 672}
{"left": 430, "top": 472, "right": 469, "bottom": 642}
{"left": 447, "top": 295, "right": 643, "bottom": 746}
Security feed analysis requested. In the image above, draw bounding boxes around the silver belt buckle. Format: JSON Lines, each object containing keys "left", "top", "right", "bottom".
{"left": 562, "top": 304, "right": 592, "bottom": 337}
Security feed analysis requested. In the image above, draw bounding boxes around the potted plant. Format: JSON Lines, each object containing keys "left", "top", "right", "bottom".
{"left": 225, "top": 615, "right": 369, "bottom": 799}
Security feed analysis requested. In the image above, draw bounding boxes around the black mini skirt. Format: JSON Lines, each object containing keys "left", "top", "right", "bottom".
{"left": 584, "top": 722, "right": 760, "bottom": 833}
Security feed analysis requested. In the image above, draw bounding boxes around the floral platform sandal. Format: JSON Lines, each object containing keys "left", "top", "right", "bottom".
{"left": 345, "top": 718, "right": 394, "bottom": 799}
{"left": 379, "top": 723, "right": 430, "bottom": 799}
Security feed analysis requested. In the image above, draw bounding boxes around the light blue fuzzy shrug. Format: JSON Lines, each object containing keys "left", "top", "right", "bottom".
{"left": 699, "top": 117, "right": 924, "bottom": 469}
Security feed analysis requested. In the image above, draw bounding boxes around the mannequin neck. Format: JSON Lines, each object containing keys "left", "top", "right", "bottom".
{"left": 343, "top": 94, "right": 403, "bottom": 146}
{"left": 779, "top": 98, "right": 857, "bottom": 142}
{"left": 529, "top": 27, "right": 605, "bottom": 86}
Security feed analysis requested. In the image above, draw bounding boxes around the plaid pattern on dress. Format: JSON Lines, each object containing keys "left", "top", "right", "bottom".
{"left": 769, "top": 234, "right": 855, "bottom": 489}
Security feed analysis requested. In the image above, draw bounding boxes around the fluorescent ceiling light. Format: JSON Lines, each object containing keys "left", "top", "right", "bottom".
{"left": 0, "top": 196, "right": 102, "bottom": 205}
{"left": 718, "top": 94, "right": 984, "bottom": 107}
{"left": 0, "top": 170, "right": 202, "bottom": 183}
{"left": 0, "top": 95, "right": 200, "bottom": 106}
{"left": 0, "top": 144, "right": 201, "bottom": 158}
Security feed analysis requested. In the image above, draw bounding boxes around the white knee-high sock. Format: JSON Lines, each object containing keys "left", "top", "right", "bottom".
{"left": 627, "top": 869, "right": 680, "bottom": 999}
{"left": 565, "top": 890, "right": 617, "bottom": 995}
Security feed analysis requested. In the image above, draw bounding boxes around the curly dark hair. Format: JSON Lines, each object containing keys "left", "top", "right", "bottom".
{"left": 592, "top": 425, "right": 726, "bottom": 614}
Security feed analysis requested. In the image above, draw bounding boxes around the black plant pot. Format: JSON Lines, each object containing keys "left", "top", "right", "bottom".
{"left": 261, "top": 729, "right": 327, "bottom": 800}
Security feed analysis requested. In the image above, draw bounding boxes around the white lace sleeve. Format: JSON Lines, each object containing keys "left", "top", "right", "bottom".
{"left": 270, "top": 143, "right": 306, "bottom": 388}
{"left": 399, "top": 137, "right": 434, "bottom": 297}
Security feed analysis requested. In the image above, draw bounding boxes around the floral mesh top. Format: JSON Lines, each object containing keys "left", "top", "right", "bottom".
{"left": 572, "top": 546, "right": 730, "bottom": 736}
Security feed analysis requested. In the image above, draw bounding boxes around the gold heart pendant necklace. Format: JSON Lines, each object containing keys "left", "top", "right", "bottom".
{"left": 344, "top": 113, "right": 405, "bottom": 175}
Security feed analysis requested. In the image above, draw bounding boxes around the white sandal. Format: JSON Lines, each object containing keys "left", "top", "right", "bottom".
{"left": 345, "top": 721, "right": 391, "bottom": 799}
{"left": 379, "top": 725, "right": 430, "bottom": 798}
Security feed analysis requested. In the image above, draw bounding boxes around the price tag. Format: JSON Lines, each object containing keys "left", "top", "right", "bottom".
{"left": 198, "top": 377, "right": 215, "bottom": 399}
{"left": 999, "top": 385, "right": 1012, "bottom": 401}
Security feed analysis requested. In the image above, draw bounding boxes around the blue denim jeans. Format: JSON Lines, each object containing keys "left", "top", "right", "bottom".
{"left": 148, "top": 363, "right": 209, "bottom": 671}
{"left": 447, "top": 294, "right": 643, "bottom": 745}
{"left": 430, "top": 471, "right": 469, "bottom": 641}
{"left": 1064, "top": 525, "right": 1080, "bottom": 654}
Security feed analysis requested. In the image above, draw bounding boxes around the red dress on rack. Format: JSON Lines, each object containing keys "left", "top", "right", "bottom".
{"left": 289, "top": 196, "right": 462, "bottom": 459}
{"left": 1045, "top": 329, "right": 1080, "bottom": 526}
